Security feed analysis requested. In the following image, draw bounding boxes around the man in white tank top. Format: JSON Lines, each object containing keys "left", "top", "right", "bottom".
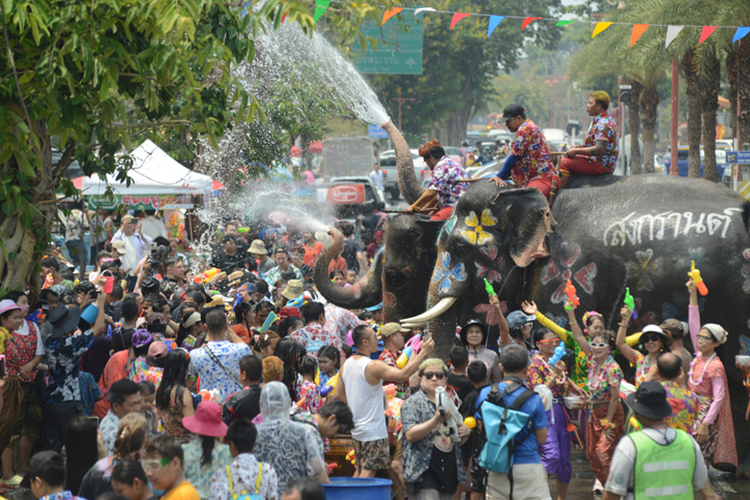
{"left": 336, "top": 325, "right": 434, "bottom": 478}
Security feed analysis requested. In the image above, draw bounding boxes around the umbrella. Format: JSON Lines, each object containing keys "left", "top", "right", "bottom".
{"left": 268, "top": 211, "right": 288, "bottom": 225}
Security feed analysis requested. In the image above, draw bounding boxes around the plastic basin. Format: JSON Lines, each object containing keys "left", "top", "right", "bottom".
{"left": 322, "top": 477, "right": 393, "bottom": 500}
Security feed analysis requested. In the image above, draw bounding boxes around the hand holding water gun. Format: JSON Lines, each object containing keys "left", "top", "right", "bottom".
{"left": 286, "top": 296, "right": 306, "bottom": 308}
{"left": 396, "top": 334, "right": 422, "bottom": 368}
{"left": 193, "top": 268, "right": 220, "bottom": 284}
{"left": 548, "top": 344, "right": 566, "bottom": 368}
{"left": 320, "top": 372, "right": 339, "bottom": 397}
{"left": 688, "top": 261, "right": 708, "bottom": 295}
{"left": 484, "top": 278, "right": 496, "bottom": 297}
{"left": 259, "top": 311, "right": 278, "bottom": 334}
{"left": 346, "top": 449, "right": 356, "bottom": 466}
{"left": 43, "top": 273, "right": 54, "bottom": 289}
{"left": 564, "top": 279, "right": 579, "bottom": 311}
{"left": 623, "top": 287, "right": 638, "bottom": 319}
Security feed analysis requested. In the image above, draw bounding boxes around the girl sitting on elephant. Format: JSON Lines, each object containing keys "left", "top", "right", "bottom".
{"left": 569, "top": 313, "right": 624, "bottom": 492}
{"left": 616, "top": 316, "right": 671, "bottom": 388}
{"left": 686, "top": 279, "right": 738, "bottom": 471}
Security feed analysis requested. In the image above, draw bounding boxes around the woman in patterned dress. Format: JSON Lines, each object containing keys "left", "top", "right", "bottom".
{"left": 616, "top": 319, "right": 671, "bottom": 388}
{"left": 155, "top": 350, "right": 196, "bottom": 444}
{"left": 295, "top": 355, "right": 321, "bottom": 413}
{"left": 570, "top": 304, "right": 624, "bottom": 488}
{"left": 686, "top": 279, "right": 738, "bottom": 470}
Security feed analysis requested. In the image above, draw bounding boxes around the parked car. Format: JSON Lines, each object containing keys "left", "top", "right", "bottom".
{"left": 318, "top": 176, "right": 386, "bottom": 221}
{"left": 663, "top": 143, "right": 731, "bottom": 178}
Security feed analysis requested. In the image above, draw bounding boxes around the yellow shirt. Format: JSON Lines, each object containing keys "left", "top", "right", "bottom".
{"left": 162, "top": 481, "right": 200, "bottom": 500}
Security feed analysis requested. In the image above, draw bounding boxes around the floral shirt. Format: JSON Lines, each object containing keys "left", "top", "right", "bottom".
{"left": 324, "top": 303, "right": 365, "bottom": 342}
{"left": 379, "top": 347, "right": 409, "bottom": 396}
{"left": 128, "top": 356, "right": 164, "bottom": 388}
{"left": 292, "top": 411, "right": 327, "bottom": 455}
{"left": 42, "top": 491, "right": 87, "bottom": 500}
{"left": 509, "top": 119, "right": 557, "bottom": 188}
{"left": 263, "top": 265, "right": 303, "bottom": 286}
{"left": 295, "top": 380, "right": 322, "bottom": 413}
{"left": 289, "top": 323, "right": 341, "bottom": 358}
{"left": 426, "top": 155, "right": 467, "bottom": 209}
{"left": 527, "top": 353, "right": 568, "bottom": 399}
{"left": 632, "top": 352, "right": 654, "bottom": 388}
{"left": 401, "top": 389, "right": 466, "bottom": 485}
{"left": 100, "top": 411, "right": 121, "bottom": 455}
{"left": 662, "top": 381, "right": 699, "bottom": 434}
{"left": 587, "top": 353, "right": 622, "bottom": 402}
{"left": 45, "top": 329, "right": 95, "bottom": 404}
{"left": 182, "top": 438, "right": 234, "bottom": 500}
{"left": 189, "top": 341, "right": 252, "bottom": 403}
{"left": 583, "top": 111, "right": 619, "bottom": 171}
{"left": 210, "top": 453, "right": 278, "bottom": 500}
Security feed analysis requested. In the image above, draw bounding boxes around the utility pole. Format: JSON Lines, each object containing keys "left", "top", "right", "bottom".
{"left": 392, "top": 90, "right": 415, "bottom": 131}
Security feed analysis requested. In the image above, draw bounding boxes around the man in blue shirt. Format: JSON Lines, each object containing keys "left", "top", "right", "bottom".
{"left": 474, "top": 344, "right": 551, "bottom": 500}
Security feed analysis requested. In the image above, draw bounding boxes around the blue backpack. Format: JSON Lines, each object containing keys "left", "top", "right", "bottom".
{"left": 478, "top": 380, "right": 536, "bottom": 476}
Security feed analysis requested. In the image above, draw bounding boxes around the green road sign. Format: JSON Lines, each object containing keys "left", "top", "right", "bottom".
{"left": 352, "top": 16, "right": 423, "bottom": 75}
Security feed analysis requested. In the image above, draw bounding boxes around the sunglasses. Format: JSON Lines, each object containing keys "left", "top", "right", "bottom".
{"left": 423, "top": 371, "right": 445, "bottom": 380}
{"left": 538, "top": 338, "right": 560, "bottom": 345}
{"left": 697, "top": 334, "right": 714, "bottom": 342}
{"left": 590, "top": 342, "right": 609, "bottom": 349}
{"left": 641, "top": 334, "right": 662, "bottom": 343}
{"left": 141, "top": 457, "right": 171, "bottom": 472}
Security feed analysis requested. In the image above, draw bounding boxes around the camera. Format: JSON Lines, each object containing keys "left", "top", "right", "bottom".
{"left": 150, "top": 244, "right": 169, "bottom": 264}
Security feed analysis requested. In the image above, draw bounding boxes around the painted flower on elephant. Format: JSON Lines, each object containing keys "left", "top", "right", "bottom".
{"left": 461, "top": 209, "right": 497, "bottom": 245}
{"left": 432, "top": 252, "right": 467, "bottom": 293}
{"left": 626, "top": 248, "right": 664, "bottom": 292}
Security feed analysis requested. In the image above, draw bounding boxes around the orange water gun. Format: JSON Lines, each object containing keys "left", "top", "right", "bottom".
{"left": 564, "top": 279, "right": 580, "bottom": 311}
{"left": 688, "top": 261, "right": 708, "bottom": 295}
{"left": 193, "top": 267, "right": 220, "bottom": 284}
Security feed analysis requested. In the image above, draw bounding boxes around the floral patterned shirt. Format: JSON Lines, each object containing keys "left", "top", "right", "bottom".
{"left": 189, "top": 341, "right": 252, "bottom": 403}
{"left": 324, "top": 303, "right": 365, "bottom": 342}
{"left": 295, "top": 380, "right": 322, "bottom": 413}
{"left": 128, "top": 356, "right": 164, "bottom": 388}
{"left": 289, "top": 323, "right": 341, "bottom": 358}
{"left": 587, "top": 353, "right": 622, "bottom": 402}
{"left": 79, "top": 371, "right": 102, "bottom": 416}
{"left": 662, "top": 381, "right": 699, "bottom": 434}
{"left": 379, "top": 347, "right": 409, "bottom": 395}
{"left": 182, "top": 438, "right": 234, "bottom": 500}
{"left": 210, "top": 453, "right": 278, "bottom": 500}
{"left": 509, "top": 119, "right": 557, "bottom": 188}
{"left": 632, "top": 352, "right": 654, "bottom": 388}
{"left": 426, "top": 155, "right": 467, "bottom": 209}
{"left": 45, "top": 329, "right": 95, "bottom": 404}
{"left": 527, "top": 353, "right": 568, "bottom": 399}
{"left": 583, "top": 111, "right": 619, "bottom": 171}
{"left": 263, "top": 265, "right": 303, "bottom": 286}
{"left": 42, "top": 491, "right": 87, "bottom": 500}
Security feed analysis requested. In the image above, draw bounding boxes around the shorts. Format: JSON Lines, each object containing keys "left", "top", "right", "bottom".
{"left": 559, "top": 156, "right": 612, "bottom": 176}
{"left": 353, "top": 438, "right": 390, "bottom": 470}
{"left": 486, "top": 463, "right": 551, "bottom": 500}
{"left": 526, "top": 175, "right": 559, "bottom": 200}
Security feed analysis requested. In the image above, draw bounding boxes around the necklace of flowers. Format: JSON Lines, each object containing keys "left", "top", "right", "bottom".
{"left": 589, "top": 352, "right": 611, "bottom": 390}
{"left": 535, "top": 353, "right": 567, "bottom": 385}
{"left": 688, "top": 353, "right": 716, "bottom": 388}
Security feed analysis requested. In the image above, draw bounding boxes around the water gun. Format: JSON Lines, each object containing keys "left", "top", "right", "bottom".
{"left": 623, "top": 287, "right": 638, "bottom": 319}
{"left": 436, "top": 386, "right": 461, "bottom": 444}
{"left": 165, "top": 339, "right": 177, "bottom": 351}
{"left": 464, "top": 416, "right": 477, "bottom": 429}
{"left": 43, "top": 273, "right": 54, "bottom": 289}
{"left": 259, "top": 311, "right": 278, "bottom": 333}
{"left": 320, "top": 372, "right": 339, "bottom": 398}
{"left": 548, "top": 344, "right": 566, "bottom": 367}
{"left": 345, "top": 449, "right": 356, "bottom": 466}
{"left": 564, "top": 279, "right": 579, "bottom": 311}
{"left": 199, "top": 389, "right": 220, "bottom": 402}
{"left": 286, "top": 297, "right": 306, "bottom": 308}
{"left": 396, "top": 334, "right": 422, "bottom": 368}
{"left": 238, "top": 227, "right": 249, "bottom": 234}
{"left": 484, "top": 278, "right": 495, "bottom": 297}
{"left": 193, "top": 268, "right": 220, "bottom": 284}
{"left": 688, "top": 261, "right": 708, "bottom": 295}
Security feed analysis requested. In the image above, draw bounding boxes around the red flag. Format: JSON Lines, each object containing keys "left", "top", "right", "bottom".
{"left": 630, "top": 24, "right": 648, "bottom": 47}
{"left": 382, "top": 7, "right": 403, "bottom": 26}
{"left": 281, "top": 14, "right": 287, "bottom": 24}
{"left": 521, "top": 17, "right": 543, "bottom": 30}
{"left": 450, "top": 12, "right": 471, "bottom": 30}
{"left": 699, "top": 26, "right": 717, "bottom": 45}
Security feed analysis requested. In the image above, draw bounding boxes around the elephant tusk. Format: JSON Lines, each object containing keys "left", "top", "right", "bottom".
{"left": 399, "top": 297, "right": 458, "bottom": 326}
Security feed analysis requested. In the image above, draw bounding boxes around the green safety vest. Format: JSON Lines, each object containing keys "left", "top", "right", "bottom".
{"left": 630, "top": 429, "right": 695, "bottom": 500}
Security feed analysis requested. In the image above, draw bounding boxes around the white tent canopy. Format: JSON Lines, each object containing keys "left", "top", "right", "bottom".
{"left": 80, "top": 140, "right": 214, "bottom": 195}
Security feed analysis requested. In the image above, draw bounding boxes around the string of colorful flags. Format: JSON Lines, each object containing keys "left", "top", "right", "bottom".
{"left": 311, "top": 1, "right": 750, "bottom": 49}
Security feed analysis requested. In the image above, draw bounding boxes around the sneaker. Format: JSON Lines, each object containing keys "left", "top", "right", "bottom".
{"left": 592, "top": 478, "right": 604, "bottom": 493}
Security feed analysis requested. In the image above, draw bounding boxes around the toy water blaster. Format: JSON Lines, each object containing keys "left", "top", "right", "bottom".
{"left": 320, "top": 372, "right": 339, "bottom": 398}
{"left": 396, "top": 334, "right": 422, "bottom": 368}
{"left": 435, "top": 386, "right": 461, "bottom": 444}
{"left": 623, "top": 287, "right": 638, "bottom": 319}
{"left": 688, "top": 261, "right": 708, "bottom": 295}
{"left": 259, "top": 311, "right": 278, "bottom": 333}
{"left": 564, "top": 279, "right": 580, "bottom": 311}
{"left": 548, "top": 344, "right": 566, "bottom": 367}
{"left": 193, "top": 268, "right": 220, "bottom": 284}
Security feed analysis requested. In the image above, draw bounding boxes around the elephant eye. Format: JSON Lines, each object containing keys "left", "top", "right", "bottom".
{"left": 385, "top": 270, "right": 407, "bottom": 290}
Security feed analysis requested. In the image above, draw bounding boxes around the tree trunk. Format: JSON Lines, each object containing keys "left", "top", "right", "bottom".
{"left": 629, "top": 80, "right": 643, "bottom": 174}
{"left": 726, "top": 49, "right": 738, "bottom": 143}
{"left": 700, "top": 53, "right": 721, "bottom": 182}
{"left": 737, "top": 40, "right": 750, "bottom": 149}
{"left": 682, "top": 50, "right": 702, "bottom": 178}
{"left": 640, "top": 85, "right": 659, "bottom": 174}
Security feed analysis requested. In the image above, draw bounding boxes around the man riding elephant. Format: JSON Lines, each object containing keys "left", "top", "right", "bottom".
{"left": 405, "top": 139, "right": 467, "bottom": 221}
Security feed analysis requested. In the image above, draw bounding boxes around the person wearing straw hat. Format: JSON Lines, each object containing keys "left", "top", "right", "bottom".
{"left": 248, "top": 240, "right": 275, "bottom": 275}
{"left": 181, "top": 401, "right": 233, "bottom": 500}
{"left": 378, "top": 322, "right": 412, "bottom": 396}
{"left": 603, "top": 381, "right": 718, "bottom": 500}
{"left": 281, "top": 280, "right": 303, "bottom": 302}
{"left": 616, "top": 318, "right": 672, "bottom": 388}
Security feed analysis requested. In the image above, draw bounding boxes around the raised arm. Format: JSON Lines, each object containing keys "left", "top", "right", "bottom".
{"left": 615, "top": 307, "right": 638, "bottom": 364}
{"left": 366, "top": 338, "right": 435, "bottom": 384}
{"left": 490, "top": 295, "right": 510, "bottom": 348}
{"left": 687, "top": 279, "right": 700, "bottom": 354}
{"left": 565, "top": 301, "right": 591, "bottom": 356}
{"left": 525, "top": 300, "right": 570, "bottom": 344}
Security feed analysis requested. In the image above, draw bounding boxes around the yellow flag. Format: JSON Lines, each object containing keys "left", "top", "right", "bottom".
{"left": 592, "top": 22, "right": 613, "bottom": 39}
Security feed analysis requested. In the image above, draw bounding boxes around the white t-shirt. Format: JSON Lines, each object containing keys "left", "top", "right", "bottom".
{"left": 122, "top": 234, "right": 139, "bottom": 273}
{"left": 605, "top": 427, "right": 707, "bottom": 499}
{"left": 140, "top": 216, "right": 168, "bottom": 240}
{"left": 369, "top": 169, "right": 384, "bottom": 190}
{"left": 15, "top": 320, "right": 45, "bottom": 356}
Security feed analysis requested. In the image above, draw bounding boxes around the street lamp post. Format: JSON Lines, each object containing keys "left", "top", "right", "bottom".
{"left": 392, "top": 90, "right": 415, "bottom": 131}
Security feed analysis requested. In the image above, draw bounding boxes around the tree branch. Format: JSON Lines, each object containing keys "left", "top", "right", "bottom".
{"left": 2, "top": 9, "right": 33, "bottom": 135}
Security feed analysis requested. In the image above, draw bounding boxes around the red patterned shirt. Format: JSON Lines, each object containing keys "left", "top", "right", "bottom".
{"left": 509, "top": 119, "right": 557, "bottom": 188}
{"left": 379, "top": 347, "right": 409, "bottom": 395}
{"left": 583, "top": 111, "right": 619, "bottom": 171}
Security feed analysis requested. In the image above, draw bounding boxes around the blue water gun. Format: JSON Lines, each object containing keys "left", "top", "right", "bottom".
{"left": 548, "top": 344, "right": 566, "bottom": 367}
{"left": 286, "top": 297, "right": 306, "bottom": 308}
{"left": 259, "top": 311, "right": 278, "bottom": 333}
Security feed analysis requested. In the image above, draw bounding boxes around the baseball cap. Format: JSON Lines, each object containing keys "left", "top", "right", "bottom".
{"left": 380, "top": 322, "right": 410, "bottom": 338}
{"left": 498, "top": 104, "right": 525, "bottom": 123}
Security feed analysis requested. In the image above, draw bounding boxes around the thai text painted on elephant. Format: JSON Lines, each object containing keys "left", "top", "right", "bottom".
{"left": 603, "top": 208, "right": 742, "bottom": 246}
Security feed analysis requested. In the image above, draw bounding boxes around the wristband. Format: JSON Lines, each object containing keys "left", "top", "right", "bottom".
{"left": 600, "top": 418, "right": 616, "bottom": 430}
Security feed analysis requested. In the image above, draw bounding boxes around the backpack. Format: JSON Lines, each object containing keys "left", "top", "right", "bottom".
{"left": 297, "top": 328, "right": 327, "bottom": 353}
{"left": 477, "top": 377, "right": 537, "bottom": 498}
{"left": 227, "top": 461, "right": 263, "bottom": 500}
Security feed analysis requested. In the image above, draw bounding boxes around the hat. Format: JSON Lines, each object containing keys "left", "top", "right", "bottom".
{"left": 282, "top": 280, "right": 303, "bottom": 300}
{"left": 380, "top": 322, "right": 410, "bottom": 338}
{"left": 626, "top": 381, "right": 673, "bottom": 420}
{"left": 227, "top": 270, "right": 244, "bottom": 287}
{"left": 460, "top": 319, "right": 488, "bottom": 341}
{"left": 247, "top": 239, "right": 269, "bottom": 255}
{"left": 274, "top": 246, "right": 290, "bottom": 256}
{"left": 703, "top": 323, "right": 728, "bottom": 344}
{"left": 0, "top": 299, "right": 21, "bottom": 316}
{"left": 240, "top": 282, "right": 257, "bottom": 294}
{"left": 373, "top": 230, "right": 384, "bottom": 239}
{"left": 205, "top": 296, "right": 224, "bottom": 309}
{"left": 365, "top": 302, "right": 383, "bottom": 312}
{"left": 148, "top": 341, "right": 169, "bottom": 360}
{"left": 141, "top": 277, "right": 160, "bottom": 294}
{"left": 121, "top": 215, "right": 138, "bottom": 224}
{"left": 182, "top": 311, "right": 201, "bottom": 328}
{"left": 131, "top": 329, "right": 153, "bottom": 349}
{"left": 230, "top": 324, "right": 250, "bottom": 344}
{"left": 639, "top": 324, "right": 672, "bottom": 347}
{"left": 182, "top": 401, "right": 228, "bottom": 437}
{"left": 506, "top": 310, "right": 536, "bottom": 330}
{"left": 278, "top": 306, "right": 302, "bottom": 320}
{"left": 48, "top": 306, "right": 81, "bottom": 338}
{"left": 498, "top": 104, "right": 525, "bottom": 123}
{"left": 659, "top": 319, "right": 687, "bottom": 338}
{"left": 111, "top": 240, "right": 126, "bottom": 253}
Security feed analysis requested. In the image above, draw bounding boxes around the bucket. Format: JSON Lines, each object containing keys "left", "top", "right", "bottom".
{"left": 80, "top": 304, "right": 99, "bottom": 325}
{"left": 322, "top": 477, "right": 393, "bottom": 500}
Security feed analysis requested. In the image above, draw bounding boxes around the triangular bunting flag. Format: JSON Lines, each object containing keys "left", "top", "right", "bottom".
{"left": 555, "top": 20, "right": 574, "bottom": 26}
{"left": 281, "top": 14, "right": 287, "bottom": 24}
{"left": 450, "top": 13, "right": 471, "bottom": 30}
{"left": 414, "top": 7, "right": 436, "bottom": 16}
{"left": 592, "top": 22, "right": 613, "bottom": 39}
{"left": 382, "top": 7, "right": 403, "bottom": 25}
{"left": 665, "top": 25, "right": 684, "bottom": 49}
{"left": 521, "top": 17, "right": 543, "bottom": 30}
{"left": 488, "top": 16, "right": 505, "bottom": 38}
{"left": 699, "top": 26, "right": 717, "bottom": 45}
{"left": 734, "top": 27, "right": 750, "bottom": 43}
{"left": 313, "top": 0, "right": 330, "bottom": 23}
{"left": 630, "top": 24, "right": 648, "bottom": 47}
